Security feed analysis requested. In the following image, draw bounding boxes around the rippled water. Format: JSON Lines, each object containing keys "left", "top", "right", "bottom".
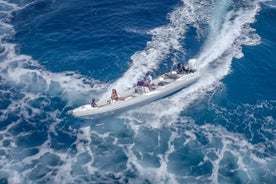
{"left": 0, "top": 0, "right": 275, "bottom": 183}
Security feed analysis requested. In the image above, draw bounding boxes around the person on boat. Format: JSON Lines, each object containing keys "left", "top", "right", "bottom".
{"left": 111, "top": 89, "right": 119, "bottom": 101}
{"left": 91, "top": 98, "right": 97, "bottom": 108}
{"left": 144, "top": 72, "right": 153, "bottom": 90}
{"left": 177, "top": 63, "right": 186, "bottom": 74}
{"left": 111, "top": 89, "right": 126, "bottom": 101}
{"left": 177, "top": 63, "right": 195, "bottom": 74}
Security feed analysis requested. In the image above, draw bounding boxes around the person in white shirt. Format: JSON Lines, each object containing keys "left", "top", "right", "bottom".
{"left": 144, "top": 72, "right": 153, "bottom": 90}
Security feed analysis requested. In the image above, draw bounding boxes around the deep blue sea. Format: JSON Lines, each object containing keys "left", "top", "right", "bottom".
{"left": 0, "top": 0, "right": 275, "bottom": 183}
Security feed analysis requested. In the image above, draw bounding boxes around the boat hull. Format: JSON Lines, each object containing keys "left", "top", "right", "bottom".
{"left": 69, "top": 72, "right": 198, "bottom": 118}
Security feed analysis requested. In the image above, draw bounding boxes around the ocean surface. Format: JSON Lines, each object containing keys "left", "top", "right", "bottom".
{"left": 0, "top": 0, "right": 275, "bottom": 183}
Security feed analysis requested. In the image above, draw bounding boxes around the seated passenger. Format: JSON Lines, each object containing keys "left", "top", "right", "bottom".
{"left": 111, "top": 89, "right": 125, "bottom": 101}
{"left": 144, "top": 72, "right": 153, "bottom": 90}
{"left": 177, "top": 63, "right": 195, "bottom": 74}
{"left": 145, "top": 72, "right": 152, "bottom": 84}
{"left": 111, "top": 89, "right": 119, "bottom": 101}
{"left": 91, "top": 98, "right": 97, "bottom": 108}
{"left": 177, "top": 63, "right": 186, "bottom": 74}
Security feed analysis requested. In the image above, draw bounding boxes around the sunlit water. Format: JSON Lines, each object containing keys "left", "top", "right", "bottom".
{"left": 0, "top": 0, "right": 275, "bottom": 183}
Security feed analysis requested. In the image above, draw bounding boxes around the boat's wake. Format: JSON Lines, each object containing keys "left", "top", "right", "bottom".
{"left": 103, "top": 0, "right": 262, "bottom": 121}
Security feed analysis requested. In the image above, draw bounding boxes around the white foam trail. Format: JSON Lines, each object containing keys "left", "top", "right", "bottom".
{"left": 120, "top": 0, "right": 263, "bottom": 128}
{"left": 194, "top": 6, "right": 261, "bottom": 71}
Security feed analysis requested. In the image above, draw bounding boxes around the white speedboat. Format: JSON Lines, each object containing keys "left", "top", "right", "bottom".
{"left": 68, "top": 71, "right": 198, "bottom": 118}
